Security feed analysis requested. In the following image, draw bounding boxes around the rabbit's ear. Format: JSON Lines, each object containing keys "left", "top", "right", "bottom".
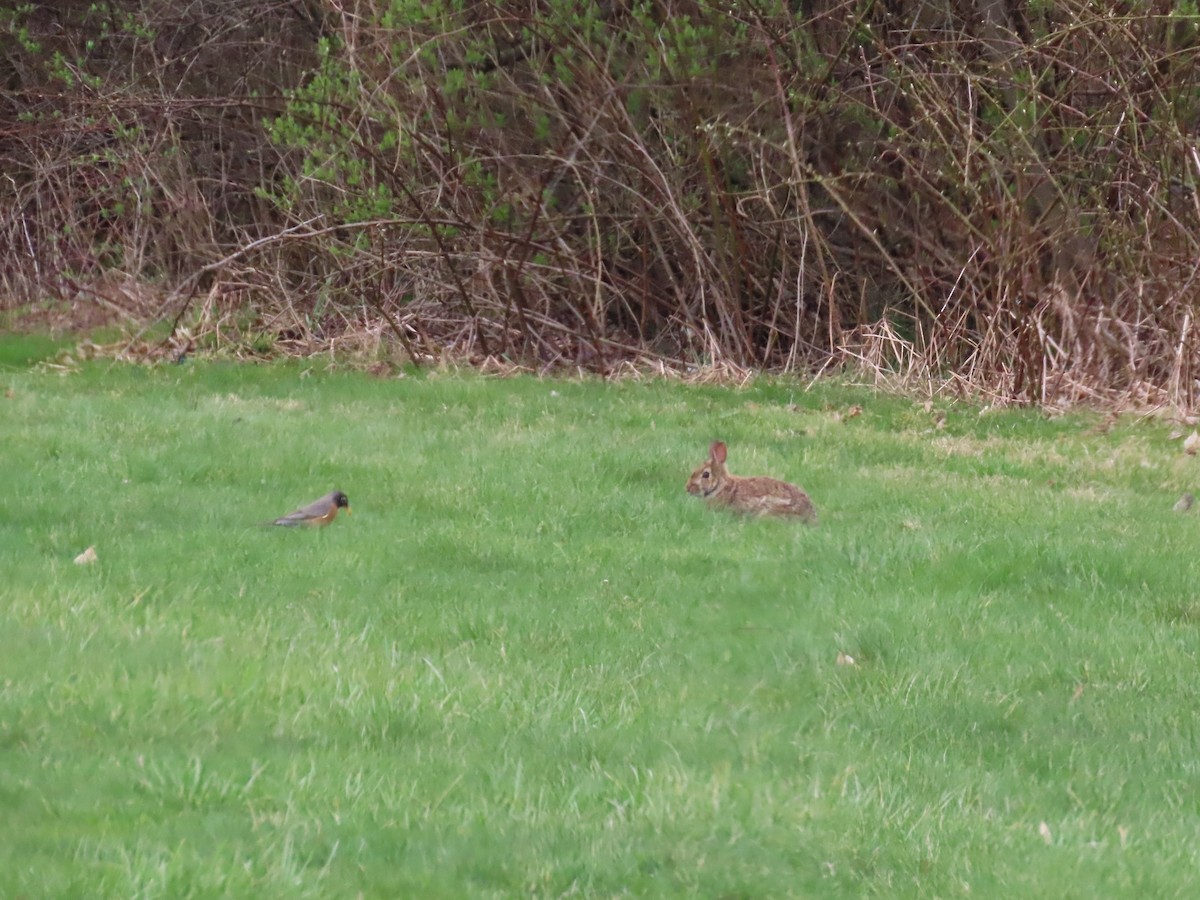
{"left": 710, "top": 441, "right": 727, "bottom": 463}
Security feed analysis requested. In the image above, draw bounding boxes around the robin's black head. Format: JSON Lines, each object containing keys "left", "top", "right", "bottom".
{"left": 332, "top": 491, "right": 350, "bottom": 509}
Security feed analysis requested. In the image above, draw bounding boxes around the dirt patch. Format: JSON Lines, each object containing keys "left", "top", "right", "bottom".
{"left": 2, "top": 277, "right": 163, "bottom": 334}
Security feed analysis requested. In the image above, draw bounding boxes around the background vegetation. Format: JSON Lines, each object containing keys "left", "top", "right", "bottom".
{"left": 3, "top": 1, "right": 1200, "bottom": 405}
{"left": 5, "top": 347, "right": 1200, "bottom": 896}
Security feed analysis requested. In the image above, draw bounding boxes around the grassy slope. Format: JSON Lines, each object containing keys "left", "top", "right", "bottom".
{"left": 2, "top": 348, "right": 1199, "bottom": 897}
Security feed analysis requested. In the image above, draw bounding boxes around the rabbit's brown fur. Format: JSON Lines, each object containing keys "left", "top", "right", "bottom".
{"left": 686, "top": 440, "right": 817, "bottom": 523}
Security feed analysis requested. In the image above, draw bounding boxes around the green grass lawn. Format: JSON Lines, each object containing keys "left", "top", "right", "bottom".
{"left": 4, "top": 342, "right": 1200, "bottom": 897}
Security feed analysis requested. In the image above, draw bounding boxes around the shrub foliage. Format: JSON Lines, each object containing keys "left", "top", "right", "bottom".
{"left": 2, "top": 1, "right": 1199, "bottom": 403}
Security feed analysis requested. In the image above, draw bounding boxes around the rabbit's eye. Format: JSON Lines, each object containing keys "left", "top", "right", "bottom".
{"left": 702, "top": 469, "right": 711, "bottom": 479}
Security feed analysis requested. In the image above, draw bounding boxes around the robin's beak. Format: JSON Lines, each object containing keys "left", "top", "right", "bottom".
{"left": 345, "top": 506, "right": 352, "bottom": 515}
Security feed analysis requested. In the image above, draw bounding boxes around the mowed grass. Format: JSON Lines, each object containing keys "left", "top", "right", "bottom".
{"left": 4, "top": 345, "right": 1200, "bottom": 897}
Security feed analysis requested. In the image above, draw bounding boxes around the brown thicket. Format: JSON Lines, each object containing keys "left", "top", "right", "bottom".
{"left": 2, "top": 1, "right": 1199, "bottom": 407}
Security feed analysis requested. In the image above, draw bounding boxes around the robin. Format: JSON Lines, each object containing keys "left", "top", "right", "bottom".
{"left": 267, "top": 490, "right": 351, "bottom": 527}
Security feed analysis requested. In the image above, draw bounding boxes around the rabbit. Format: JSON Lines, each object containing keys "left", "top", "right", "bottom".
{"left": 686, "top": 440, "right": 817, "bottom": 523}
